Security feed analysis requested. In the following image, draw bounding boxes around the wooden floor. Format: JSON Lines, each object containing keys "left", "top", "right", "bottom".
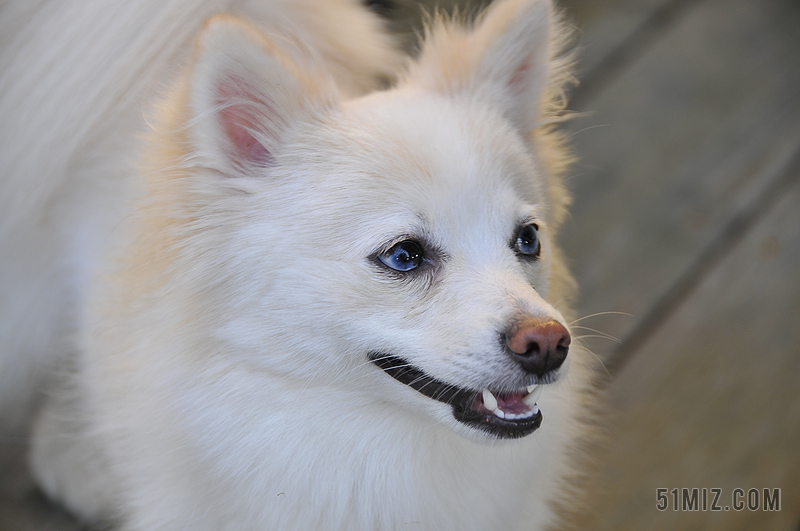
{"left": 559, "top": 0, "right": 800, "bottom": 528}
{"left": 2, "top": 0, "right": 799, "bottom": 529}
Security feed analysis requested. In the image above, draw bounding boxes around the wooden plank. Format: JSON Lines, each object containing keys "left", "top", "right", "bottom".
{"left": 558, "top": 0, "right": 699, "bottom": 107}
{"left": 571, "top": 170, "right": 800, "bottom": 531}
{"left": 559, "top": 0, "right": 800, "bottom": 365}
{"left": 559, "top": 0, "right": 668, "bottom": 70}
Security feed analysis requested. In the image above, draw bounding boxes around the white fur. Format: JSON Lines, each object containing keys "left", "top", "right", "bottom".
{"left": 1, "top": 0, "right": 592, "bottom": 529}
{"left": 0, "top": 0, "right": 401, "bottom": 432}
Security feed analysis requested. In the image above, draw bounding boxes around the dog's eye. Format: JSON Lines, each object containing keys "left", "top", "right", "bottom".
{"left": 514, "top": 224, "right": 540, "bottom": 258}
{"left": 379, "top": 240, "right": 424, "bottom": 272}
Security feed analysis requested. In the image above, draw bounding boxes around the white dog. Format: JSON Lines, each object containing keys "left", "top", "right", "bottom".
{"left": 0, "top": 0, "right": 593, "bottom": 529}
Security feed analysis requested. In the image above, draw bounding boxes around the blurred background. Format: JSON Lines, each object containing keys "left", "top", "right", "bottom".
{"left": 551, "top": 0, "right": 800, "bottom": 529}
{"left": 2, "top": 0, "right": 799, "bottom": 529}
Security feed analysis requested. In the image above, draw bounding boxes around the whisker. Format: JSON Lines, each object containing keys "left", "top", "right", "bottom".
{"left": 570, "top": 325, "right": 621, "bottom": 343}
{"left": 573, "top": 334, "right": 621, "bottom": 344}
{"left": 414, "top": 376, "right": 439, "bottom": 391}
{"left": 432, "top": 383, "right": 457, "bottom": 402}
{"left": 572, "top": 342, "right": 611, "bottom": 378}
{"left": 566, "top": 123, "right": 610, "bottom": 139}
{"left": 570, "top": 311, "right": 633, "bottom": 325}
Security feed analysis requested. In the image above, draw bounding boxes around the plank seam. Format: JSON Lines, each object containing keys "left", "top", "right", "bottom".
{"left": 569, "top": 0, "right": 705, "bottom": 110}
{"left": 607, "top": 142, "right": 800, "bottom": 374}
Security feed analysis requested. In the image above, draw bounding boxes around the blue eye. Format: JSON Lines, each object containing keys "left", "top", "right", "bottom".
{"left": 379, "top": 241, "right": 423, "bottom": 272}
{"left": 515, "top": 224, "right": 540, "bottom": 258}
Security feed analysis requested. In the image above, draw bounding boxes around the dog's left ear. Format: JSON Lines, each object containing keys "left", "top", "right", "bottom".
{"left": 407, "top": 0, "right": 557, "bottom": 136}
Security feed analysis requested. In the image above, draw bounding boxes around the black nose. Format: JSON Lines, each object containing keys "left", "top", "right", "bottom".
{"left": 504, "top": 317, "right": 570, "bottom": 376}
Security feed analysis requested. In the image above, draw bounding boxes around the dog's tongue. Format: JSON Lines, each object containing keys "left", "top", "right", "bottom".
{"left": 494, "top": 392, "right": 529, "bottom": 414}
{"left": 474, "top": 387, "right": 541, "bottom": 420}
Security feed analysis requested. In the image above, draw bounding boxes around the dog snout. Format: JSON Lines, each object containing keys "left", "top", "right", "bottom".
{"left": 504, "top": 317, "right": 570, "bottom": 377}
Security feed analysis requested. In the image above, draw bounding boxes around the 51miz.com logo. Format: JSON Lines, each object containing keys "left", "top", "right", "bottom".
{"left": 656, "top": 488, "right": 780, "bottom": 512}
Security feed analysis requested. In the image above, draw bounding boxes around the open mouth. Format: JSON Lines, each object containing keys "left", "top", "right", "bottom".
{"left": 370, "top": 354, "right": 543, "bottom": 439}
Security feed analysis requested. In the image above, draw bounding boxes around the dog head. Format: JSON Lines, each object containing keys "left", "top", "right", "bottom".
{"left": 151, "top": 0, "right": 575, "bottom": 441}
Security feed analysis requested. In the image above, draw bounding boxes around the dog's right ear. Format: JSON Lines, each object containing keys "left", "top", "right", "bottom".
{"left": 188, "top": 16, "right": 336, "bottom": 176}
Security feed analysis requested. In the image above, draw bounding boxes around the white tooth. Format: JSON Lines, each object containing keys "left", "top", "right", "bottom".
{"left": 527, "top": 384, "right": 538, "bottom": 393}
{"left": 531, "top": 405, "right": 539, "bottom": 415}
{"left": 522, "top": 386, "right": 543, "bottom": 408}
{"left": 482, "top": 389, "right": 498, "bottom": 411}
{"left": 493, "top": 409, "right": 506, "bottom": 419}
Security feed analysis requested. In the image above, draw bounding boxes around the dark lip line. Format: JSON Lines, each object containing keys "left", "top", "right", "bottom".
{"left": 368, "top": 352, "right": 476, "bottom": 407}
{"left": 368, "top": 353, "right": 544, "bottom": 439}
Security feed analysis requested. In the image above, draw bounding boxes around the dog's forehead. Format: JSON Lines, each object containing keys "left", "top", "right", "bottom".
{"left": 323, "top": 91, "right": 546, "bottom": 225}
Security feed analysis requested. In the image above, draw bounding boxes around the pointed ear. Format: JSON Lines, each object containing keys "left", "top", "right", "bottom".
{"left": 406, "top": 0, "right": 560, "bottom": 136}
{"left": 188, "top": 15, "right": 335, "bottom": 176}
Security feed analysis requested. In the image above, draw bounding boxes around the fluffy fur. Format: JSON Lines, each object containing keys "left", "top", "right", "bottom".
{"left": 0, "top": 0, "right": 401, "bottom": 432}
{"left": 0, "top": 0, "right": 593, "bottom": 529}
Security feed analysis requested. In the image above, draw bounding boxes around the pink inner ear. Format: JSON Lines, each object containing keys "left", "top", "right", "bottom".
{"left": 216, "top": 77, "right": 273, "bottom": 167}
{"left": 509, "top": 59, "right": 531, "bottom": 91}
